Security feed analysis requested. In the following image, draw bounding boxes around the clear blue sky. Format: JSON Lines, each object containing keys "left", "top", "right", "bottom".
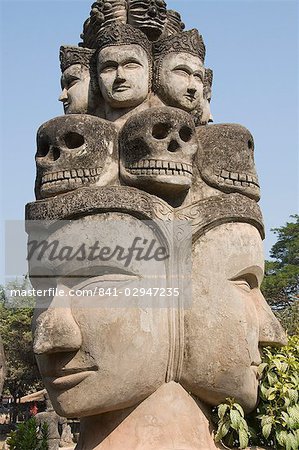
{"left": 0, "top": 0, "right": 298, "bottom": 282}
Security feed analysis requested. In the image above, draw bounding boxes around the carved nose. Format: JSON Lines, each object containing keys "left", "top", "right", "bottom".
{"left": 168, "top": 140, "right": 181, "bottom": 153}
{"left": 48, "top": 145, "right": 61, "bottom": 162}
{"left": 116, "top": 66, "right": 126, "bottom": 81}
{"left": 148, "top": 5, "right": 157, "bottom": 17}
{"left": 59, "top": 88, "right": 68, "bottom": 102}
{"left": 257, "top": 297, "right": 287, "bottom": 347}
{"left": 187, "top": 87, "right": 197, "bottom": 96}
{"left": 33, "top": 307, "right": 82, "bottom": 355}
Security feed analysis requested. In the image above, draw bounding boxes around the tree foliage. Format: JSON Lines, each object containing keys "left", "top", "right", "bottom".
{"left": 262, "top": 215, "right": 299, "bottom": 333}
{"left": 7, "top": 418, "right": 48, "bottom": 450}
{"left": 0, "top": 278, "right": 42, "bottom": 419}
{"left": 214, "top": 335, "right": 299, "bottom": 449}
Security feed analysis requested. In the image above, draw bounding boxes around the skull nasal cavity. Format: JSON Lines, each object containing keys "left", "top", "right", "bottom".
{"left": 152, "top": 123, "right": 170, "bottom": 139}
{"left": 64, "top": 132, "right": 85, "bottom": 149}
{"left": 168, "top": 140, "right": 180, "bottom": 153}
{"left": 179, "top": 126, "right": 193, "bottom": 142}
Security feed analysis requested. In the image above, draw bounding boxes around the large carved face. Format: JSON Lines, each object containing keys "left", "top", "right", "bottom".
{"left": 181, "top": 223, "right": 286, "bottom": 412}
{"left": 128, "top": 0, "right": 167, "bottom": 41}
{"left": 196, "top": 124, "right": 260, "bottom": 201}
{"left": 59, "top": 64, "right": 91, "bottom": 114}
{"left": 35, "top": 115, "right": 118, "bottom": 199}
{"left": 119, "top": 107, "right": 199, "bottom": 197}
{"left": 30, "top": 213, "right": 169, "bottom": 418}
{"left": 156, "top": 53, "right": 205, "bottom": 113}
{"left": 97, "top": 44, "right": 150, "bottom": 109}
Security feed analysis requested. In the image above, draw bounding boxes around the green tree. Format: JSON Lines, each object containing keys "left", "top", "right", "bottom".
{"left": 7, "top": 417, "right": 48, "bottom": 450}
{"left": 0, "top": 278, "right": 42, "bottom": 423}
{"left": 262, "top": 215, "right": 299, "bottom": 334}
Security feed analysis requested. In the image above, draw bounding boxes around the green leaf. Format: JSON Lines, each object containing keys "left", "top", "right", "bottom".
{"left": 262, "top": 423, "right": 272, "bottom": 440}
{"left": 218, "top": 403, "right": 229, "bottom": 420}
{"left": 215, "top": 420, "right": 231, "bottom": 442}
{"left": 238, "top": 427, "right": 249, "bottom": 449}
{"left": 258, "top": 362, "right": 268, "bottom": 376}
{"left": 230, "top": 409, "right": 242, "bottom": 431}
{"left": 234, "top": 403, "right": 245, "bottom": 418}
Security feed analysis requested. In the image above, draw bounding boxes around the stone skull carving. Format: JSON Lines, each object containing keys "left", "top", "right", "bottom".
{"left": 128, "top": 0, "right": 167, "bottom": 41}
{"left": 196, "top": 124, "right": 260, "bottom": 201}
{"left": 119, "top": 107, "right": 199, "bottom": 199}
{"left": 35, "top": 115, "right": 118, "bottom": 200}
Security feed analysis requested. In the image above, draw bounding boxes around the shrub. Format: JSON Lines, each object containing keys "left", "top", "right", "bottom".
{"left": 214, "top": 335, "right": 299, "bottom": 449}
{"left": 6, "top": 418, "right": 48, "bottom": 450}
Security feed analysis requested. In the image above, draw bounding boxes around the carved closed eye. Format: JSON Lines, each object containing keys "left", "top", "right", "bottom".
{"left": 152, "top": 123, "right": 171, "bottom": 139}
{"left": 64, "top": 132, "right": 85, "bottom": 149}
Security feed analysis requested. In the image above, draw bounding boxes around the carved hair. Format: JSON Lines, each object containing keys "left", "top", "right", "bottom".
{"left": 59, "top": 46, "right": 95, "bottom": 72}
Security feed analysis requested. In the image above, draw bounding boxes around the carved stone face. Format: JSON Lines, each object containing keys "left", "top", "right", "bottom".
{"left": 196, "top": 124, "right": 260, "bottom": 201}
{"left": 97, "top": 44, "right": 150, "bottom": 109}
{"left": 59, "top": 64, "right": 90, "bottom": 114}
{"left": 128, "top": 0, "right": 167, "bottom": 41}
{"left": 182, "top": 223, "right": 286, "bottom": 412}
{"left": 31, "top": 213, "right": 169, "bottom": 418}
{"left": 119, "top": 107, "right": 199, "bottom": 197}
{"left": 156, "top": 53, "right": 205, "bottom": 113}
{"left": 35, "top": 115, "right": 118, "bottom": 200}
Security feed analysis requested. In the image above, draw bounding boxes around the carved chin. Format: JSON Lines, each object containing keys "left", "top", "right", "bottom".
{"left": 121, "top": 159, "right": 192, "bottom": 194}
{"left": 37, "top": 168, "right": 102, "bottom": 198}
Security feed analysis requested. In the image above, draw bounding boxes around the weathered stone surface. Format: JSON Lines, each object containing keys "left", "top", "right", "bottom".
{"left": 196, "top": 123, "right": 261, "bottom": 201}
{"left": 153, "top": 30, "right": 205, "bottom": 116}
{"left": 59, "top": 46, "right": 96, "bottom": 115}
{"left": 128, "top": 0, "right": 167, "bottom": 41}
{"left": 35, "top": 115, "right": 118, "bottom": 199}
{"left": 25, "top": 0, "right": 286, "bottom": 448}
{"left": 119, "top": 107, "right": 199, "bottom": 203}
{"left": 181, "top": 222, "right": 286, "bottom": 413}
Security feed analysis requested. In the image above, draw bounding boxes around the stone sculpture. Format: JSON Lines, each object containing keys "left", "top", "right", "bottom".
{"left": 59, "top": 46, "right": 96, "bottom": 115}
{"left": 35, "top": 392, "right": 69, "bottom": 450}
{"left": 26, "top": 1, "right": 286, "bottom": 448}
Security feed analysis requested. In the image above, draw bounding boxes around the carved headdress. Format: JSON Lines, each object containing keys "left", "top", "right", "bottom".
{"left": 204, "top": 68, "right": 213, "bottom": 94}
{"left": 96, "top": 23, "right": 152, "bottom": 59}
{"left": 165, "top": 10, "right": 185, "bottom": 36}
{"left": 153, "top": 29, "right": 206, "bottom": 64}
{"left": 59, "top": 46, "right": 95, "bottom": 72}
{"left": 79, "top": 0, "right": 127, "bottom": 49}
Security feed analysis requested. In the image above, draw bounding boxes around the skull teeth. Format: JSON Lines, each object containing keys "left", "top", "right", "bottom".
{"left": 219, "top": 169, "right": 259, "bottom": 187}
{"left": 41, "top": 168, "right": 102, "bottom": 184}
{"left": 126, "top": 160, "right": 192, "bottom": 176}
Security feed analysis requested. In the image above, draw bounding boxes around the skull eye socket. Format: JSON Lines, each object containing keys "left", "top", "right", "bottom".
{"left": 152, "top": 123, "right": 171, "bottom": 140}
{"left": 64, "top": 132, "right": 85, "bottom": 149}
{"left": 36, "top": 138, "right": 50, "bottom": 157}
{"left": 179, "top": 126, "right": 193, "bottom": 143}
